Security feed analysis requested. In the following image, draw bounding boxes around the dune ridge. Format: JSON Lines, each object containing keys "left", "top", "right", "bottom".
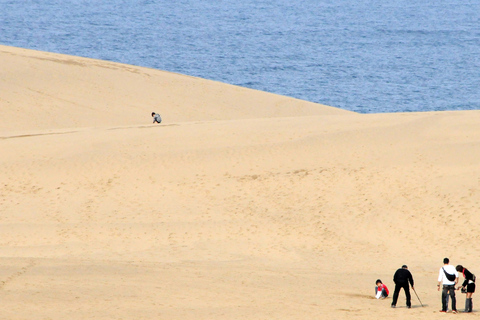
{"left": 1, "top": 45, "right": 480, "bottom": 319}
{"left": 0, "top": 44, "right": 348, "bottom": 134}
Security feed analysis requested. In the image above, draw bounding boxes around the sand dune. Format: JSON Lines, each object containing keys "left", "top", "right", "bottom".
{"left": 0, "top": 44, "right": 348, "bottom": 133}
{"left": 1, "top": 45, "right": 480, "bottom": 319}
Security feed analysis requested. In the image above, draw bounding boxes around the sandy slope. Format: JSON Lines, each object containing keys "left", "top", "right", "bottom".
{"left": 1, "top": 45, "right": 480, "bottom": 319}
{"left": 0, "top": 45, "right": 348, "bottom": 133}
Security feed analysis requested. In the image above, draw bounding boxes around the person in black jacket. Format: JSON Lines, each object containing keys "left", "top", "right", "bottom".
{"left": 391, "top": 265, "right": 415, "bottom": 308}
{"left": 456, "top": 265, "right": 476, "bottom": 312}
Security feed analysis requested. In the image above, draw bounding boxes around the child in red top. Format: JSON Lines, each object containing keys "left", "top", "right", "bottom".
{"left": 376, "top": 279, "right": 389, "bottom": 299}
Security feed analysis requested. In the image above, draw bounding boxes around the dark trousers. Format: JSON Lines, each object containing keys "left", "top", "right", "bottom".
{"left": 442, "top": 285, "right": 456, "bottom": 311}
{"left": 392, "top": 282, "right": 411, "bottom": 307}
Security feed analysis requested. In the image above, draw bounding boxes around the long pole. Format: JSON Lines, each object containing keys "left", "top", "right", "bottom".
{"left": 413, "top": 287, "right": 424, "bottom": 307}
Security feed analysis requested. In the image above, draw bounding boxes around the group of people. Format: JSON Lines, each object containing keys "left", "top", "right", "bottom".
{"left": 437, "top": 258, "right": 476, "bottom": 313}
{"left": 375, "top": 258, "right": 476, "bottom": 313}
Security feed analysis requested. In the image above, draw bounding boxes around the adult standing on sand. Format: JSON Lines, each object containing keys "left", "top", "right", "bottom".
{"left": 438, "top": 257, "right": 459, "bottom": 313}
{"left": 391, "top": 265, "right": 414, "bottom": 309}
{"left": 152, "top": 112, "right": 162, "bottom": 124}
{"left": 456, "top": 265, "right": 475, "bottom": 312}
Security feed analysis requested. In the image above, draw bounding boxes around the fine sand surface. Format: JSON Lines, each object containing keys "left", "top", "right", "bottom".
{"left": 1, "top": 44, "right": 480, "bottom": 319}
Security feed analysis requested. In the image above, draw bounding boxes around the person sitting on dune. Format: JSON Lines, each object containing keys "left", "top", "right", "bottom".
{"left": 375, "top": 279, "right": 389, "bottom": 299}
{"left": 152, "top": 112, "right": 162, "bottom": 124}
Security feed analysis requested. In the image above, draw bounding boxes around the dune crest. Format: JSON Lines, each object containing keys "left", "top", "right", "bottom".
{"left": 0, "top": 45, "right": 349, "bottom": 133}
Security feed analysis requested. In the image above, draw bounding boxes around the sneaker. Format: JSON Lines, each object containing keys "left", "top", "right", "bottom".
{"left": 391, "top": 305, "right": 396, "bottom": 308}
{"left": 453, "top": 310, "right": 457, "bottom": 314}
{"left": 439, "top": 310, "right": 447, "bottom": 313}
{"left": 407, "top": 306, "right": 411, "bottom": 309}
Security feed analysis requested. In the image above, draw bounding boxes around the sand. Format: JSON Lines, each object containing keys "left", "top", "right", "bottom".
{"left": 1, "top": 44, "right": 480, "bottom": 319}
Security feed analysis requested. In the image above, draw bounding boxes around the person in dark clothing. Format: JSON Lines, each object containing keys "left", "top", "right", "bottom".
{"left": 391, "top": 265, "right": 415, "bottom": 308}
{"left": 456, "top": 265, "right": 476, "bottom": 313}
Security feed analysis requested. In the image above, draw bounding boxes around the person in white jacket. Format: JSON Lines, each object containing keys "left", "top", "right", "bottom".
{"left": 438, "top": 257, "right": 459, "bottom": 313}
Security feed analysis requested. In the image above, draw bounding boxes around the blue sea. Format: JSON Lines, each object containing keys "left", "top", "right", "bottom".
{"left": 1, "top": 0, "right": 479, "bottom": 113}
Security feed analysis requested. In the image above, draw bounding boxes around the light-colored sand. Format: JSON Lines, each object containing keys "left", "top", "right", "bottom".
{"left": 1, "top": 44, "right": 480, "bottom": 319}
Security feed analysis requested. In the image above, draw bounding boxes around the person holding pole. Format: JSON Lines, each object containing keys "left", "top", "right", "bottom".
{"left": 438, "top": 257, "right": 459, "bottom": 313}
{"left": 391, "top": 265, "right": 414, "bottom": 308}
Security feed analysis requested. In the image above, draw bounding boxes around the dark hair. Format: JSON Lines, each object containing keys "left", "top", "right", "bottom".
{"left": 456, "top": 265, "right": 464, "bottom": 272}
{"left": 444, "top": 258, "right": 449, "bottom": 264}
{"left": 151, "top": 112, "right": 156, "bottom": 116}
{"left": 376, "top": 279, "right": 382, "bottom": 285}
{"left": 402, "top": 265, "right": 408, "bottom": 269}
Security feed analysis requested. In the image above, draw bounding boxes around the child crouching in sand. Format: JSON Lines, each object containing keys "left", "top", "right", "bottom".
{"left": 376, "top": 279, "right": 389, "bottom": 299}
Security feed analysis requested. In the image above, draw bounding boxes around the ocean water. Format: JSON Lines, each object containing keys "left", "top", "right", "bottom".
{"left": 1, "top": 0, "right": 479, "bottom": 113}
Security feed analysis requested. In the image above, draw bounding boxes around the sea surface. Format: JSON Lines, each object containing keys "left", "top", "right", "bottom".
{"left": 1, "top": 0, "right": 479, "bottom": 113}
